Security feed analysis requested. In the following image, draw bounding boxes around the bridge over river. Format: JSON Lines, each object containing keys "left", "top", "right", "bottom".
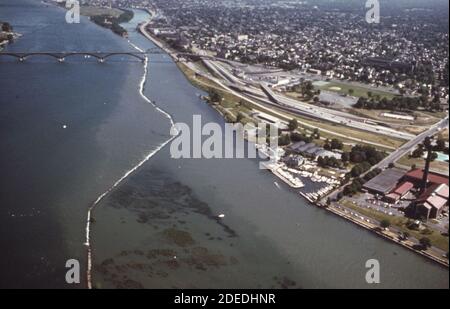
{"left": 0, "top": 48, "right": 165, "bottom": 62}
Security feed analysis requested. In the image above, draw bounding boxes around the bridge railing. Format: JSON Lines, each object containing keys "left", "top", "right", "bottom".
{"left": 0, "top": 49, "right": 165, "bottom": 62}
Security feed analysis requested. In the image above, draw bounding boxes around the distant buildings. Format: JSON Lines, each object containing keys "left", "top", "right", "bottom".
{"left": 145, "top": 0, "right": 449, "bottom": 101}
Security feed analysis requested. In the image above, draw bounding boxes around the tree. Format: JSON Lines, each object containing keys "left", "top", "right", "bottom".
{"left": 330, "top": 138, "right": 343, "bottom": 150}
{"left": 290, "top": 132, "right": 306, "bottom": 142}
{"left": 419, "top": 237, "right": 431, "bottom": 250}
{"left": 278, "top": 134, "right": 291, "bottom": 146}
{"left": 235, "top": 113, "right": 245, "bottom": 124}
{"left": 288, "top": 119, "right": 298, "bottom": 131}
{"left": 312, "top": 128, "right": 320, "bottom": 139}
{"left": 341, "top": 152, "right": 350, "bottom": 163}
{"left": 380, "top": 219, "right": 391, "bottom": 229}
{"left": 348, "top": 89, "right": 355, "bottom": 96}
{"left": 411, "top": 146, "right": 424, "bottom": 158}
{"left": 430, "top": 152, "right": 438, "bottom": 162}
{"left": 1, "top": 22, "right": 12, "bottom": 32}
{"left": 300, "top": 81, "right": 314, "bottom": 98}
{"left": 435, "top": 139, "right": 446, "bottom": 151}
{"left": 209, "top": 90, "right": 221, "bottom": 103}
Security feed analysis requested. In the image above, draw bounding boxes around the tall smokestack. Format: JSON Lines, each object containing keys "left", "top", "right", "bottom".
{"left": 420, "top": 137, "right": 433, "bottom": 194}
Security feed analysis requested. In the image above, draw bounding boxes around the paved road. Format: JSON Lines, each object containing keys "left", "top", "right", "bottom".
{"left": 324, "top": 116, "right": 448, "bottom": 202}
{"left": 197, "top": 60, "right": 404, "bottom": 150}
{"left": 374, "top": 116, "right": 449, "bottom": 170}
{"left": 208, "top": 60, "right": 416, "bottom": 141}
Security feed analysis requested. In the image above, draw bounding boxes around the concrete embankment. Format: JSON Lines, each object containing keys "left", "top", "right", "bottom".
{"left": 323, "top": 204, "right": 449, "bottom": 268}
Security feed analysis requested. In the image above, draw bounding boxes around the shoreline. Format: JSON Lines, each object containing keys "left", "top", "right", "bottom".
{"left": 137, "top": 12, "right": 449, "bottom": 269}
{"left": 85, "top": 10, "right": 179, "bottom": 289}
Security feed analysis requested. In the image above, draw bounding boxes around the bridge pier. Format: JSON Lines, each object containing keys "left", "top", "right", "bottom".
{"left": 1, "top": 51, "right": 160, "bottom": 62}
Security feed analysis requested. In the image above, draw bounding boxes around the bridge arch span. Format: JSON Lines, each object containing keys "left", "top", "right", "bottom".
{"left": 102, "top": 53, "right": 145, "bottom": 61}
{"left": 0, "top": 53, "right": 23, "bottom": 59}
{"left": 0, "top": 52, "right": 148, "bottom": 62}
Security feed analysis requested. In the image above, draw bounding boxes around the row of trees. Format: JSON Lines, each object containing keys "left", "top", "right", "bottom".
{"left": 339, "top": 145, "right": 386, "bottom": 196}
{"left": 288, "top": 118, "right": 320, "bottom": 143}
{"left": 290, "top": 132, "right": 314, "bottom": 144}
{"left": 291, "top": 81, "right": 316, "bottom": 100}
{"left": 317, "top": 156, "right": 341, "bottom": 169}
{"left": 323, "top": 138, "right": 344, "bottom": 151}
{"left": 345, "top": 145, "right": 386, "bottom": 166}
{"left": 354, "top": 95, "right": 444, "bottom": 112}
{"left": 342, "top": 168, "right": 382, "bottom": 197}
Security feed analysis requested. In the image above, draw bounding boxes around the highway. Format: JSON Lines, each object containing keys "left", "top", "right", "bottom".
{"left": 374, "top": 116, "right": 449, "bottom": 170}
{"left": 203, "top": 59, "right": 416, "bottom": 141}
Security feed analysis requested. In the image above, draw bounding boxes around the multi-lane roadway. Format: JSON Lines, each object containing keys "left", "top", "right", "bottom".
{"left": 202, "top": 59, "right": 417, "bottom": 141}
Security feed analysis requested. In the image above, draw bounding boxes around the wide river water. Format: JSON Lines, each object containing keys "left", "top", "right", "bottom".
{"left": 0, "top": 0, "right": 448, "bottom": 288}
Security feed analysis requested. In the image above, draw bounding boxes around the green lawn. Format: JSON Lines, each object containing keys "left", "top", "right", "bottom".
{"left": 397, "top": 154, "right": 449, "bottom": 173}
{"left": 316, "top": 81, "right": 397, "bottom": 100}
{"left": 339, "top": 199, "right": 449, "bottom": 252}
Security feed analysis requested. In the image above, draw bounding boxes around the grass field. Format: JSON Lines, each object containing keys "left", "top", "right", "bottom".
{"left": 178, "top": 62, "right": 405, "bottom": 151}
{"left": 438, "top": 128, "right": 449, "bottom": 140}
{"left": 315, "top": 81, "right": 398, "bottom": 100}
{"left": 340, "top": 199, "right": 449, "bottom": 252}
{"left": 293, "top": 116, "right": 404, "bottom": 149}
{"left": 397, "top": 154, "right": 449, "bottom": 173}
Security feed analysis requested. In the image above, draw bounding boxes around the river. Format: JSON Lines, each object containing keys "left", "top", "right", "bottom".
{"left": 0, "top": 0, "right": 448, "bottom": 289}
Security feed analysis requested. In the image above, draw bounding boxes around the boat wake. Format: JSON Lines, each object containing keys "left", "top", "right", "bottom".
{"left": 85, "top": 40, "right": 178, "bottom": 289}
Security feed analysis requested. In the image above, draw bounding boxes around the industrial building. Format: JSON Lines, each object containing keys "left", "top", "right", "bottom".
{"left": 415, "top": 183, "right": 449, "bottom": 220}
{"left": 383, "top": 181, "right": 415, "bottom": 204}
{"left": 363, "top": 166, "right": 449, "bottom": 220}
{"left": 362, "top": 168, "right": 407, "bottom": 196}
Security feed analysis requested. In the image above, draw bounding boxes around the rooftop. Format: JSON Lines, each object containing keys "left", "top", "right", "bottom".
{"left": 405, "top": 169, "right": 449, "bottom": 186}
{"left": 363, "top": 168, "right": 406, "bottom": 195}
{"left": 393, "top": 181, "right": 414, "bottom": 196}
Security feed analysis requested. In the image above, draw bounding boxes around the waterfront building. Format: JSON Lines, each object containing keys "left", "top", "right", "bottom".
{"left": 415, "top": 184, "right": 449, "bottom": 220}
{"left": 362, "top": 168, "right": 407, "bottom": 196}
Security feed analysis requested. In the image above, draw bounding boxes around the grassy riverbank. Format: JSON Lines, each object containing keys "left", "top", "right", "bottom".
{"left": 339, "top": 199, "right": 449, "bottom": 252}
